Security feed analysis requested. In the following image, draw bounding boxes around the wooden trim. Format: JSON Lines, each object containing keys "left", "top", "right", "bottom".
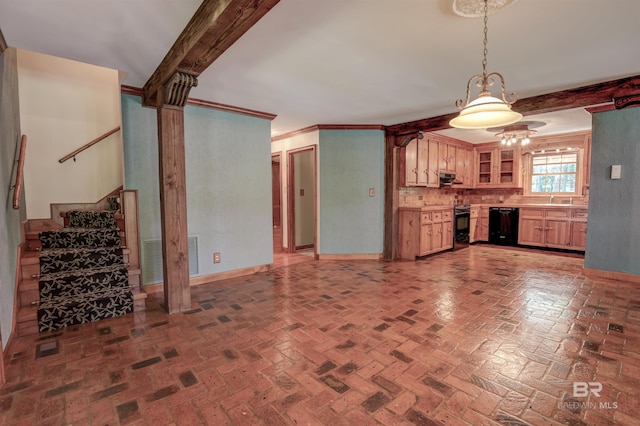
{"left": 585, "top": 104, "right": 614, "bottom": 114}
{"left": 120, "top": 190, "right": 142, "bottom": 275}
{"left": 383, "top": 132, "right": 399, "bottom": 260}
{"left": 188, "top": 98, "right": 277, "bottom": 120}
{"left": 143, "top": 264, "right": 273, "bottom": 293}
{"left": 12, "top": 135, "right": 26, "bottom": 209}
{"left": 583, "top": 267, "right": 640, "bottom": 284}
{"left": 386, "top": 74, "right": 640, "bottom": 140}
{"left": 317, "top": 254, "right": 383, "bottom": 261}
{"left": 286, "top": 146, "right": 317, "bottom": 255}
{"left": 272, "top": 124, "right": 385, "bottom": 142}
{"left": 121, "top": 85, "right": 277, "bottom": 120}
{"left": 0, "top": 27, "right": 7, "bottom": 54}
{"left": 295, "top": 244, "right": 314, "bottom": 250}
{"left": 614, "top": 93, "right": 640, "bottom": 110}
{"left": 142, "top": 0, "right": 281, "bottom": 106}
{"left": 58, "top": 126, "right": 120, "bottom": 163}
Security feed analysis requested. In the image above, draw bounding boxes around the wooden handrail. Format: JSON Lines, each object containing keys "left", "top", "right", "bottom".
{"left": 58, "top": 126, "right": 121, "bottom": 163}
{"left": 12, "top": 135, "right": 27, "bottom": 210}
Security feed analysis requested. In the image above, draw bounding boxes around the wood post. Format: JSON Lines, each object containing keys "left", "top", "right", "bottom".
{"left": 156, "top": 72, "right": 197, "bottom": 313}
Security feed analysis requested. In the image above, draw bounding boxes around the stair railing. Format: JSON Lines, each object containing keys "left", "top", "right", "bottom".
{"left": 12, "top": 135, "right": 27, "bottom": 210}
{"left": 58, "top": 126, "right": 121, "bottom": 164}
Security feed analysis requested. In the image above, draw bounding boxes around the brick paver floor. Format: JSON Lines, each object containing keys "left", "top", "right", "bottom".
{"left": 2, "top": 245, "right": 640, "bottom": 425}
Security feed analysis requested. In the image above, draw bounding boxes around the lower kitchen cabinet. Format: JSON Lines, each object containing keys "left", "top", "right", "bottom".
{"left": 518, "top": 207, "right": 587, "bottom": 251}
{"left": 399, "top": 207, "right": 453, "bottom": 259}
{"left": 475, "top": 207, "right": 489, "bottom": 242}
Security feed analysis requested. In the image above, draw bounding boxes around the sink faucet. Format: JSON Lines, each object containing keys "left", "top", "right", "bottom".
{"left": 549, "top": 194, "right": 554, "bottom": 203}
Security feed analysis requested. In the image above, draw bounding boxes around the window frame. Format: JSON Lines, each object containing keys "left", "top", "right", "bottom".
{"left": 524, "top": 147, "right": 584, "bottom": 197}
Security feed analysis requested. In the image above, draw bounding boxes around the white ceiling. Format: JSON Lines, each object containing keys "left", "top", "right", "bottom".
{"left": 2, "top": 0, "right": 640, "bottom": 142}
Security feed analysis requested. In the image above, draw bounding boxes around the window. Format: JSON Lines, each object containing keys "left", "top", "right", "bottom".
{"left": 530, "top": 152, "right": 578, "bottom": 194}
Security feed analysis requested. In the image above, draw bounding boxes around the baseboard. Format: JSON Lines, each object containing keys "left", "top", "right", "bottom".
{"left": 583, "top": 267, "right": 640, "bottom": 283}
{"left": 317, "top": 253, "right": 383, "bottom": 261}
{"left": 143, "top": 263, "right": 274, "bottom": 294}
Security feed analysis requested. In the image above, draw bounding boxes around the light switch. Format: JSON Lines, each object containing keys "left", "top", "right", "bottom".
{"left": 369, "top": 188, "right": 375, "bottom": 197}
{"left": 611, "top": 165, "right": 622, "bottom": 179}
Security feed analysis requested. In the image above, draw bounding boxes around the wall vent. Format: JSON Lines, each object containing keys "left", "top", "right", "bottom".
{"left": 142, "top": 237, "right": 198, "bottom": 285}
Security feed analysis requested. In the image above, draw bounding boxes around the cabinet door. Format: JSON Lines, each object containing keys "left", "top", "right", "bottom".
{"left": 571, "top": 222, "right": 588, "bottom": 250}
{"left": 498, "top": 148, "right": 516, "bottom": 186}
{"left": 427, "top": 139, "right": 440, "bottom": 187}
{"left": 432, "top": 222, "right": 443, "bottom": 252}
{"left": 403, "top": 138, "right": 418, "bottom": 186}
{"left": 477, "top": 214, "right": 489, "bottom": 241}
{"left": 416, "top": 138, "right": 430, "bottom": 186}
{"left": 544, "top": 219, "right": 571, "bottom": 248}
{"left": 469, "top": 217, "right": 478, "bottom": 243}
{"left": 420, "top": 224, "right": 433, "bottom": 255}
{"left": 455, "top": 147, "right": 467, "bottom": 187}
{"left": 439, "top": 143, "right": 450, "bottom": 172}
{"left": 518, "top": 217, "right": 544, "bottom": 246}
{"left": 443, "top": 220, "right": 453, "bottom": 249}
{"left": 476, "top": 150, "right": 494, "bottom": 186}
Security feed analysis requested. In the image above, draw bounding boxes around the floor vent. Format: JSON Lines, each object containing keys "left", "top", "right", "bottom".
{"left": 142, "top": 237, "right": 198, "bottom": 285}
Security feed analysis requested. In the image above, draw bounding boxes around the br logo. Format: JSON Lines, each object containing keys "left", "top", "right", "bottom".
{"left": 573, "top": 382, "right": 602, "bottom": 397}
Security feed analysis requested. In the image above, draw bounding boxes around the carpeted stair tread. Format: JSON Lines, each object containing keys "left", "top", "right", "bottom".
{"left": 39, "top": 227, "right": 121, "bottom": 249}
{"left": 39, "top": 246, "right": 124, "bottom": 275}
{"left": 37, "top": 288, "right": 134, "bottom": 333}
{"left": 39, "top": 265, "right": 129, "bottom": 301}
{"left": 66, "top": 210, "right": 118, "bottom": 229}
{"left": 37, "top": 209, "right": 133, "bottom": 332}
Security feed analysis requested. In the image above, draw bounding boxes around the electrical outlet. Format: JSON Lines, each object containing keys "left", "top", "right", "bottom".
{"left": 369, "top": 188, "right": 375, "bottom": 197}
{"left": 213, "top": 252, "right": 221, "bottom": 263}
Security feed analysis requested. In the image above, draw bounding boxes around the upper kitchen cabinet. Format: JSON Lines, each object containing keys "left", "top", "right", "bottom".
{"left": 399, "top": 133, "right": 473, "bottom": 189}
{"left": 473, "top": 145, "right": 521, "bottom": 188}
{"left": 400, "top": 136, "right": 439, "bottom": 187}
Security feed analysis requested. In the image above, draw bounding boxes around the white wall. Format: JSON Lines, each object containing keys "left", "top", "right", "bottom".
{"left": 17, "top": 50, "right": 123, "bottom": 219}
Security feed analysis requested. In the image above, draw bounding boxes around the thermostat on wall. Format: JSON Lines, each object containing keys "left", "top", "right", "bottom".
{"left": 611, "top": 165, "right": 622, "bottom": 179}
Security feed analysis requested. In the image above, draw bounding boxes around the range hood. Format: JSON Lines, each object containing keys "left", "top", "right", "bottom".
{"left": 439, "top": 172, "right": 463, "bottom": 186}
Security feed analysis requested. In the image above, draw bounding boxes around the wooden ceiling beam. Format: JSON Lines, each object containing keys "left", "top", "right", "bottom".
{"left": 387, "top": 74, "right": 640, "bottom": 146}
{"left": 143, "top": 0, "right": 280, "bottom": 106}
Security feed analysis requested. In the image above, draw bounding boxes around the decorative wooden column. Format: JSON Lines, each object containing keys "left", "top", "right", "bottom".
{"left": 157, "top": 70, "right": 197, "bottom": 313}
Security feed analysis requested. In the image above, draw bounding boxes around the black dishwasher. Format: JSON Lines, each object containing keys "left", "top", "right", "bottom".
{"left": 489, "top": 207, "right": 519, "bottom": 246}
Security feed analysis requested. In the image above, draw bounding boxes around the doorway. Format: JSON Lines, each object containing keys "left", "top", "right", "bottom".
{"left": 272, "top": 153, "right": 283, "bottom": 253}
{"left": 287, "top": 147, "right": 316, "bottom": 256}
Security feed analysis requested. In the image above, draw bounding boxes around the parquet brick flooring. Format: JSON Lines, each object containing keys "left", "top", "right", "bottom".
{"left": 2, "top": 246, "right": 640, "bottom": 425}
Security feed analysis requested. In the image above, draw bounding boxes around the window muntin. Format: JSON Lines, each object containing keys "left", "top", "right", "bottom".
{"left": 530, "top": 152, "right": 578, "bottom": 193}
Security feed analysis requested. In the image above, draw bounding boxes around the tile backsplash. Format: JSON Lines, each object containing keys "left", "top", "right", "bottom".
{"left": 399, "top": 186, "right": 589, "bottom": 207}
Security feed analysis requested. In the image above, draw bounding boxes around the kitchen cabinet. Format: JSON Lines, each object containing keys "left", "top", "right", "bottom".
{"left": 476, "top": 207, "right": 489, "bottom": 241}
{"left": 401, "top": 137, "right": 439, "bottom": 187}
{"left": 518, "top": 207, "right": 587, "bottom": 250}
{"left": 469, "top": 206, "right": 479, "bottom": 243}
{"left": 474, "top": 147, "right": 521, "bottom": 188}
{"left": 455, "top": 146, "right": 473, "bottom": 188}
{"left": 439, "top": 143, "right": 456, "bottom": 173}
{"left": 570, "top": 210, "right": 588, "bottom": 250}
{"left": 399, "top": 207, "right": 453, "bottom": 259}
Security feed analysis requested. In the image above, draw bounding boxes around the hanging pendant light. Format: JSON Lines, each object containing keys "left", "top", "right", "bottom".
{"left": 449, "top": 0, "right": 522, "bottom": 129}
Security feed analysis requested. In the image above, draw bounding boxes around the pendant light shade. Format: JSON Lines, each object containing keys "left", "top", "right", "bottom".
{"left": 449, "top": 92, "right": 522, "bottom": 129}
{"left": 450, "top": 0, "right": 521, "bottom": 130}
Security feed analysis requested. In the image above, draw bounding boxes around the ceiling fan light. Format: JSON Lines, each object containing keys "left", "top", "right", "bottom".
{"left": 449, "top": 95, "right": 523, "bottom": 129}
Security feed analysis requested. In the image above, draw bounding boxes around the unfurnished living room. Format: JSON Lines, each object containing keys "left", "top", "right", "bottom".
{"left": 1, "top": 1, "right": 640, "bottom": 425}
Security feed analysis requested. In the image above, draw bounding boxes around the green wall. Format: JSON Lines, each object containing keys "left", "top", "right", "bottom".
{"left": 585, "top": 107, "right": 640, "bottom": 274}
{"left": 318, "top": 129, "right": 385, "bottom": 254}
{"left": 121, "top": 94, "right": 273, "bottom": 283}
{"left": 0, "top": 48, "right": 26, "bottom": 348}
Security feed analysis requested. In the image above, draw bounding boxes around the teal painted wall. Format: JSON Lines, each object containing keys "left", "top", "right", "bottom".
{"left": 0, "top": 48, "right": 26, "bottom": 347}
{"left": 121, "top": 94, "right": 273, "bottom": 282}
{"left": 585, "top": 107, "right": 640, "bottom": 275}
{"left": 318, "top": 129, "right": 384, "bottom": 254}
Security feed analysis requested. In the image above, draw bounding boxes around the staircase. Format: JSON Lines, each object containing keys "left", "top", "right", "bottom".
{"left": 17, "top": 198, "right": 145, "bottom": 336}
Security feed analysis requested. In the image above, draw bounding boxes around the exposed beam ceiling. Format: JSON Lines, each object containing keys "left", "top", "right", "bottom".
{"left": 143, "top": 0, "right": 280, "bottom": 106}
